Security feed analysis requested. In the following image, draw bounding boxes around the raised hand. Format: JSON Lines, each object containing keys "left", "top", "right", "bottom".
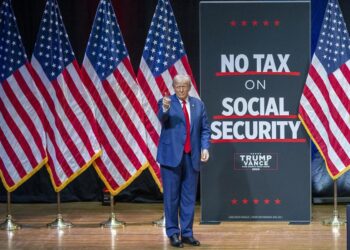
{"left": 162, "top": 91, "right": 171, "bottom": 110}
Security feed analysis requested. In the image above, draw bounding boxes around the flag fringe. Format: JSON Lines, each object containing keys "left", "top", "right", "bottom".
{"left": 0, "top": 157, "right": 48, "bottom": 192}
{"left": 298, "top": 114, "right": 350, "bottom": 180}
{"left": 93, "top": 161, "right": 149, "bottom": 196}
{"left": 147, "top": 164, "right": 163, "bottom": 193}
{"left": 47, "top": 150, "right": 102, "bottom": 192}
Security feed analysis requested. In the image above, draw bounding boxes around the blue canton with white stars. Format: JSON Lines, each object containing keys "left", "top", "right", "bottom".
{"left": 142, "top": 0, "right": 185, "bottom": 77}
{"left": 315, "top": 0, "right": 350, "bottom": 73}
{"left": 86, "top": 0, "right": 128, "bottom": 81}
{"left": 0, "top": 0, "right": 27, "bottom": 82}
{"left": 33, "top": 0, "right": 75, "bottom": 81}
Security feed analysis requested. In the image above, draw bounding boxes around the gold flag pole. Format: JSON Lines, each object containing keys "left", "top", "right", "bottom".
{"left": 100, "top": 194, "right": 125, "bottom": 228}
{"left": 47, "top": 192, "right": 73, "bottom": 229}
{"left": 322, "top": 179, "right": 345, "bottom": 226}
{"left": 0, "top": 192, "right": 21, "bottom": 231}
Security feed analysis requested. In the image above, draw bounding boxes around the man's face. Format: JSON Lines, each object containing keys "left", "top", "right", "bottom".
{"left": 173, "top": 80, "right": 191, "bottom": 101}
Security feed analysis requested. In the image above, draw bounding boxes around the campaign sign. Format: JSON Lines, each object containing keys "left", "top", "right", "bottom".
{"left": 200, "top": 1, "right": 311, "bottom": 222}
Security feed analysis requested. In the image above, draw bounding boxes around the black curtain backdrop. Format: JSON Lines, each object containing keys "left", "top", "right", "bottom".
{"left": 0, "top": 0, "right": 350, "bottom": 203}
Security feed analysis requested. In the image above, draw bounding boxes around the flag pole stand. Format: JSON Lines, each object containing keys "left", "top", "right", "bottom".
{"left": 322, "top": 180, "right": 345, "bottom": 226}
{"left": 0, "top": 192, "right": 21, "bottom": 231}
{"left": 153, "top": 213, "right": 165, "bottom": 227}
{"left": 100, "top": 194, "right": 125, "bottom": 228}
{"left": 47, "top": 192, "right": 73, "bottom": 229}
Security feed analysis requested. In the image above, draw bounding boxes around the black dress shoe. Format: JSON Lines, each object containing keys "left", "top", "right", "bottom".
{"left": 169, "top": 234, "right": 184, "bottom": 248}
{"left": 182, "top": 236, "right": 200, "bottom": 246}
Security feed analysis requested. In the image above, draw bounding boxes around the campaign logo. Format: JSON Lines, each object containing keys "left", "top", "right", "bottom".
{"left": 234, "top": 152, "right": 278, "bottom": 171}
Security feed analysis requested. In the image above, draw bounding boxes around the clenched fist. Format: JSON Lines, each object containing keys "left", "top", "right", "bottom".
{"left": 163, "top": 95, "right": 171, "bottom": 110}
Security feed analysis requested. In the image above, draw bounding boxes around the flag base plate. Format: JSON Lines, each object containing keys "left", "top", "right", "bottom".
{"left": 0, "top": 215, "right": 21, "bottom": 231}
{"left": 47, "top": 214, "right": 73, "bottom": 229}
{"left": 100, "top": 213, "right": 125, "bottom": 228}
{"left": 153, "top": 215, "right": 165, "bottom": 227}
{"left": 322, "top": 215, "right": 346, "bottom": 226}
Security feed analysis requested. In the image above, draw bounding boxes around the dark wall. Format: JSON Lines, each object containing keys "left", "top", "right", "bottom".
{"left": 1, "top": 0, "right": 350, "bottom": 203}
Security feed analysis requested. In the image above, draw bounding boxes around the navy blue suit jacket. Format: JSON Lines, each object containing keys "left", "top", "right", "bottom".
{"left": 156, "top": 94, "right": 210, "bottom": 171}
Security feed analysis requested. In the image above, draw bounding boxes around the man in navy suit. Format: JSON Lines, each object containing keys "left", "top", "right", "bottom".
{"left": 157, "top": 75, "right": 210, "bottom": 248}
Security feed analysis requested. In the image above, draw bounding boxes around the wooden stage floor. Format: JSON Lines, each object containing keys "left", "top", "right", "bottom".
{"left": 0, "top": 202, "right": 347, "bottom": 249}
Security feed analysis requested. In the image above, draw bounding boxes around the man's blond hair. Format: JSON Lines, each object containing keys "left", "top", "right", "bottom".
{"left": 172, "top": 74, "right": 191, "bottom": 87}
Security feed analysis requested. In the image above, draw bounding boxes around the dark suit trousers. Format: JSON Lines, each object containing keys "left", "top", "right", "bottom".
{"left": 161, "top": 153, "right": 199, "bottom": 238}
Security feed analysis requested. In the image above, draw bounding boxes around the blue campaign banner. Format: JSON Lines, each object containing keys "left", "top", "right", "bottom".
{"left": 200, "top": 1, "right": 311, "bottom": 222}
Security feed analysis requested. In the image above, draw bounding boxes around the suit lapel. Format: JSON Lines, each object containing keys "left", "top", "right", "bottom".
{"left": 172, "top": 95, "right": 195, "bottom": 131}
{"left": 171, "top": 94, "right": 185, "bottom": 121}
{"left": 189, "top": 97, "right": 195, "bottom": 132}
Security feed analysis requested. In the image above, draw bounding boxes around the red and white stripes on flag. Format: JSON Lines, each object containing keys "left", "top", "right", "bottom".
{"left": 137, "top": 0, "right": 199, "bottom": 189}
{"left": 298, "top": 0, "right": 350, "bottom": 179}
{"left": 0, "top": 63, "right": 48, "bottom": 192}
{"left": 31, "top": 0, "right": 101, "bottom": 191}
{"left": 81, "top": 0, "right": 149, "bottom": 195}
{"left": 0, "top": 0, "right": 47, "bottom": 192}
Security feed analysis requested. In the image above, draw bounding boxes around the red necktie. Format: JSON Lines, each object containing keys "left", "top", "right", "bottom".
{"left": 182, "top": 100, "right": 191, "bottom": 153}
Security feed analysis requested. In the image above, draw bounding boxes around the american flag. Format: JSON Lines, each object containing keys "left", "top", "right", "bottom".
{"left": 81, "top": 0, "right": 151, "bottom": 195}
{"left": 299, "top": 0, "right": 350, "bottom": 179}
{"left": 31, "top": 0, "right": 101, "bottom": 191}
{"left": 0, "top": 0, "right": 47, "bottom": 192}
{"left": 137, "top": 0, "right": 199, "bottom": 188}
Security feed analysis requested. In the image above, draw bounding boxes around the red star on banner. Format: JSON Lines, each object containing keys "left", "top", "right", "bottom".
{"left": 241, "top": 20, "right": 248, "bottom": 26}
{"left": 230, "top": 20, "right": 237, "bottom": 27}
{"left": 252, "top": 20, "right": 258, "bottom": 26}
{"left": 253, "top": 199, "right": 259, "bottom": 204}
{"left": 263, "top": 20, "right": 270, "bottom": 26}
{"left": 264, "top": 199, "right": 270, "bottom": 204}
{"left": 274, "top": 20, "right": 280, "bottom": 26}
{"left": 242, "top": 198, "right": 249, "bottom": 204}
{"left": 274, "top": 199, "right": 281, "bottom": 205}
{"left": 231, "top": 199, "right": 238, "bottom": 205}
